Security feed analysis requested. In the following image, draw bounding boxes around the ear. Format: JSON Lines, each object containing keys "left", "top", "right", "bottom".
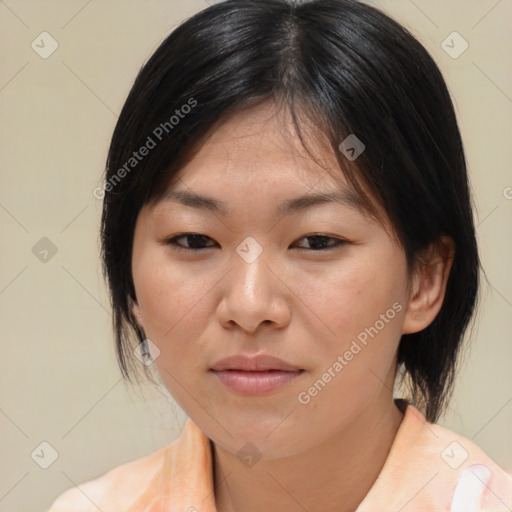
{"left": 402, "top": 236, "right": 455, "bottom": 335}
{"left": 132, "top": 300, "right": 145, "bottom": 330}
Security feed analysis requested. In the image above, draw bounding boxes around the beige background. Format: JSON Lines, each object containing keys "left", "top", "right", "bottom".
{"left": 0, "top": 0, "right": 511, "bottom": 510}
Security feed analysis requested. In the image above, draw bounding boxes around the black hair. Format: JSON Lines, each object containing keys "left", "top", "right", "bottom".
{"left": 100, "top": 0, "right": 479, "bottom": 423}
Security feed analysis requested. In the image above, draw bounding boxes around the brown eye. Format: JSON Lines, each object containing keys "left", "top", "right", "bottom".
{"left": 166, "top": 233, "right": 217, "bottom": 250}
{"left": 292, "top": 235, "right": 347, "bottom": 251}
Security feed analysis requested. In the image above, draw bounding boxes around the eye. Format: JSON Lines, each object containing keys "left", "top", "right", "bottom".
{"left": 164, "top": 233, "right": 347, "bottom": 252}
{"left": 165, "top": 233, "right": 217, "bottom": 251}
{"left": 292, "top": 234, "right": 347, "bottom": 251}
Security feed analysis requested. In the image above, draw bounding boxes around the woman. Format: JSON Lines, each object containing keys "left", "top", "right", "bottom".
{"left": 48, "top": 0, "right": 512, "bottom": 510}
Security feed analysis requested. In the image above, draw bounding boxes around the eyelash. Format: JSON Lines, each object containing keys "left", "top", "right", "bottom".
{"left": 164, "top": 233, "right": 348, "bottom": 252}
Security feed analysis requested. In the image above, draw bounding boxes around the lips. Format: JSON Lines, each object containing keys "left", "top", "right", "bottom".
{"left": 210, "top": 354, "right": 303, "bottom": 372}
{"left": 209, "top": 354, "right": 305, "bottom": 395}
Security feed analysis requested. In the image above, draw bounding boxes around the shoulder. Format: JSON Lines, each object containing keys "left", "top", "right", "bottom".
{"left": 374, "top": 402, "right": 512, "bottom": 511}
{"left": 425, "top": 418, "right": 512, "bottom": 511}
{"left": 46, "top": 418, "right": 213, "bottom": 512}
{"left": 46, "top": 438, "right": 177, "bottom": 511}
{"left": 413, "top": 406, "right": 511, "bottom": 478}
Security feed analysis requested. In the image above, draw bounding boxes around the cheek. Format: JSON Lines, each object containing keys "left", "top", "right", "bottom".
{"left": 132, "top": 252, "right": 209, "bottom": 375}
{"left": 132, "top": 246, "right": 246, "bottom": 382}
{"left": 295, "top": 253, "right": 405, "bottom": 341}
{"left": 134, "top": 250, "right": 202, "bottom": 332}
{"left": 134, "top": 259, "right": 211, "bottom": 408}
{"left": 296, "top": 246, "right": 408, "bottom": 388}
{"left": 292, "top": 258, "right": 406, "bottom": 429}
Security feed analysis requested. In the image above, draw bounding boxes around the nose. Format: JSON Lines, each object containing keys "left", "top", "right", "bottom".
{"left": 216, "top": 248, "right": 291, "bottom": 334}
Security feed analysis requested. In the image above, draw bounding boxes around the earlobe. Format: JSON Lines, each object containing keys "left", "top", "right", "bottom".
{"left": 402, "top": 236, "right": 455, "bottom": 335}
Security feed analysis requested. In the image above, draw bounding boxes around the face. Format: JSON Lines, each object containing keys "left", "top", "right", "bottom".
{"left": 131, "top": 103, "right": 411, "bottom": 458}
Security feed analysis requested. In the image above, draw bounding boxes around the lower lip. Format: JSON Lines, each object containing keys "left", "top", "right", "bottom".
{"left": 211, "top": 370, "right": 304, "bottom": 395}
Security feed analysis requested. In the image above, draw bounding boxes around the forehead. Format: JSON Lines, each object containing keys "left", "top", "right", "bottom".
{"left": 150, "top": 102, "right": 385, "bottom": 225}
{"left": 162, "top": 103, "right": 351, "bottom": 195}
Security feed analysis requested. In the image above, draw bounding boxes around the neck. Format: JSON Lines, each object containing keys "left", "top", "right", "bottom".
{"left": 212, "top": 393, "right": 404, "bottom": 512}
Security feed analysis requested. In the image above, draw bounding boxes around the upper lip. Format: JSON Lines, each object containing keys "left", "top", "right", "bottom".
{"left": 210, "top": 354, "right": 303, "bottom": 372}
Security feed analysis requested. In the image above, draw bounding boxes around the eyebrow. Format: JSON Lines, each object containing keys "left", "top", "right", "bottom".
{"left": 160, "top": 188, "right": 366, "bottom": 217}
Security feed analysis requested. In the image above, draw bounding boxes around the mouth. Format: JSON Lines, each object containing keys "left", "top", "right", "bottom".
{"left": 209, "top": 353, "right": 305, "bottom": 395}
{"left": 209, "top": 368, "right": 305, "bottom": 395}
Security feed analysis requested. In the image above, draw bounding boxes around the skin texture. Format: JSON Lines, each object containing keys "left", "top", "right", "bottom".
{"left": 131, "top": 103, "right": 454, "bottom": 512}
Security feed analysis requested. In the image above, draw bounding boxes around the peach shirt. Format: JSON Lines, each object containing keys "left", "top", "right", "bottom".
{"left": 48, "top": 400, "right": 512, "bottom": 511}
